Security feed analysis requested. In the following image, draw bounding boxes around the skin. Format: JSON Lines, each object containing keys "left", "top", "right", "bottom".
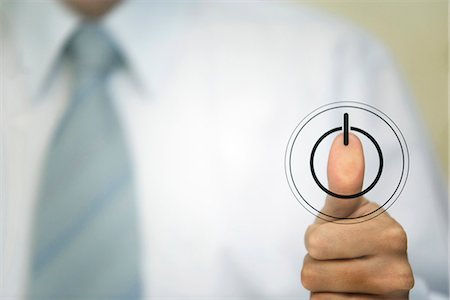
{"left": 64, "top": 0, "right": 122, "bottom": 19}
{"left": 302, "top": 133, "right": 414, "bottom": 299}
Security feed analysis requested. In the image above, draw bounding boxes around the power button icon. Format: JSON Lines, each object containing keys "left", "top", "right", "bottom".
{"left": 310, "top": 113, "right": 383, "bottom": 199}
{"left": 285, "top": 102, "right": 409, "bottom": 223}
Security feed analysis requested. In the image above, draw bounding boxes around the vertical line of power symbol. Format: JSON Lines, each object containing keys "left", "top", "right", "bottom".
{"left": 344, "top": 113, "right": 349, "bottom": 146}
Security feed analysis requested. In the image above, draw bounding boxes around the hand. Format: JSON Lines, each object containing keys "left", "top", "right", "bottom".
{"left": 301, "top": 133, "right": 414, "bottom": 299}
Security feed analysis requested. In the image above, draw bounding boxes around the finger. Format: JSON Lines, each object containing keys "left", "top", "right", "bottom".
{"left": 311, "top": 292, "right": 381, "bottom": 300}
{"left": 311, "top": 293, "right": 380, "bottom": 300}
{"left": 302, "top": 254, "right": 373, "bottom": 294}
{"left": 311, "top": 292, "right": 408, "bottom": 300}
{"left": 319, "top": 132, "right": 365, "bottom": 221}
{"left": 306, "top": 203, "right": 405, "bottom": 260}
{"left": 301, "top": 254, "right": 414, "bottom": 295}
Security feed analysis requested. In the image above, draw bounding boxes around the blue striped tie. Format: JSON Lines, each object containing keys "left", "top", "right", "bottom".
{"left": 28, "top": 23, "right": 142, "bottom": 299}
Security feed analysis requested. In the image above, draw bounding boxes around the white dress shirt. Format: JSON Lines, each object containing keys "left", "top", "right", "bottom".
{"left": 1, "top": 1, "right": 448, "bottom": 299}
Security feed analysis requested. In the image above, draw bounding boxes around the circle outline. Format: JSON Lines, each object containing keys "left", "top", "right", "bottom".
{"left": 310, "top": 126, "right": 384, "bottom": 199}
{"left": 288, "top": 106, "right": 403, "bottom": 220}
{"left": 284, "top": 101, "right": 409, "bottom": 223}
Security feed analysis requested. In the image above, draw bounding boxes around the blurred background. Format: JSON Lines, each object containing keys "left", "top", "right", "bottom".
{"left": 310, "top": 1, "right": 448, "bottom": 176}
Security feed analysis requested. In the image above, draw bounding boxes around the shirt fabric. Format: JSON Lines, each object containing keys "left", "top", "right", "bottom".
{"left": 1, "top": 1, "right": 448, "bottom": 299}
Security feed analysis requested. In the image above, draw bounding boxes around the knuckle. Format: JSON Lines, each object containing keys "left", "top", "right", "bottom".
{"left": 383, "top": 224, "right": 408, "bottom": 253}
{"left": 306, "top": 230, "right": 327, "bottom": 259}
{"left": 301, "top": 256, "right": 317, "bottom": 291}
{"left": 376, "top": 261, "right": 414, "bottom": 294}
{"left": 395, "top": 263, "right": 415, "bottom": 291}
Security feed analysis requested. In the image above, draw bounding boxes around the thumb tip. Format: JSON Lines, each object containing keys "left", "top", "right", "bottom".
{"left": 327, "top": 132, "right": 365, "bottom": 196}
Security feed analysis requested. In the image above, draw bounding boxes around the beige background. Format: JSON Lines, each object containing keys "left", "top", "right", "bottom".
{"left": 310, "top": 1, "right": 448, "bottom": 176}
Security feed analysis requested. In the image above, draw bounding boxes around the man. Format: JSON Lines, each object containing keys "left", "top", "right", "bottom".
{"left": 1, "top": 0, "right": 447, "bottom": 299}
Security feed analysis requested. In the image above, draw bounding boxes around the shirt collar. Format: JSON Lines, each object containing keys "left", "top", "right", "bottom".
{"left": 102, "top": 1, "right": 193, "bottom": 98}
{"left": 6, "top": 1, "right": 78, "bottom": 99}
{"left": 6, "top": 1, "right": 190, "bottom": 100}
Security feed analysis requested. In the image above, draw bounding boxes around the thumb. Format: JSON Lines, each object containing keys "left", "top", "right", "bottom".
{"left": 319, "top": 132, "right": 365, "bottom": 220}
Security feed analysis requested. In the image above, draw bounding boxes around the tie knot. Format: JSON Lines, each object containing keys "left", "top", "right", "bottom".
{"left": 66, "top": 23, "right": 121, "bottom": 77}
